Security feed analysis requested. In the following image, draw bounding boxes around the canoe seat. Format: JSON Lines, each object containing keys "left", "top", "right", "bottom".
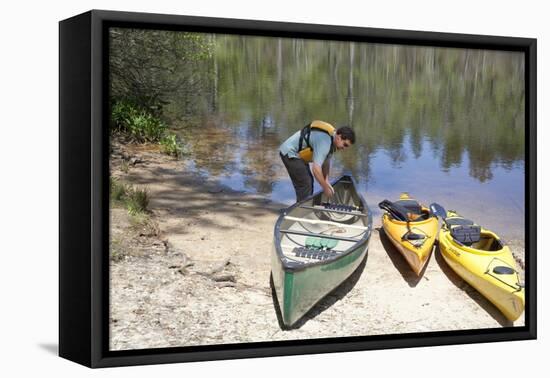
{"left": 293, "top": 247, "right": 338, "bottom": 260}
{"left": 446, "top": 217, "right": 481, "bottom": 245}
{"left": 320, "top": 202, "right": 361, "bottom": 213}
{"left": 305, "top": 236, "right": 338, "bottom": 250}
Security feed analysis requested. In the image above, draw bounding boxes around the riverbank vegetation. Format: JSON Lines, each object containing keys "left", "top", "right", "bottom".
{"left": 109, "top": 28, "right": 214, "bottom": 157}
{"left": 110, "top": 100, "right": 187, "bottom": 157}
{"left": 110, "top": 177, "right": 149, "bottom": 215}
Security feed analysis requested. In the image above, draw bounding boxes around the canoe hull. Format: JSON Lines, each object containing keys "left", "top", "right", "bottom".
{"left": 272, "top": 175, "right": 372, "bottom": 327}
{"left": 271, "top": 241, "right": 369, "bottom": 326}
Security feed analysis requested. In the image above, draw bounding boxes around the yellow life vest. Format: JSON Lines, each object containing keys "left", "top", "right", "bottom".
{"left": 297, "top": 120, "right": 335, "bottom": 163}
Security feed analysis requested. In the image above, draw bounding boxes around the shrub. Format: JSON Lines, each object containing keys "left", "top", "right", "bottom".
{"left": 160, "top": 133, "right": 185, "bottom": 157}
{"left": 126, "top": 112, "right": 167, "bottom": 143}
{"left": 111, "top": 100, "right": 167, "bottom": 143}
{"left": 111, "top": 100, "right": 138, "bottom": 131}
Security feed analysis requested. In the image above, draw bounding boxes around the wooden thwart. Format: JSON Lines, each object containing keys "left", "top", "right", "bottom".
{"left": 279, "top": 229, "right": 362, "bottom": 242}
{"left": 284, "top": 215, "right": 369, "bottom": 230}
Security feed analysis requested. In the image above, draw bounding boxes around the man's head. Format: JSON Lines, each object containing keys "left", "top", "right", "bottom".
{"left": 334, "top": 126, "right": 355, "bottom": 151}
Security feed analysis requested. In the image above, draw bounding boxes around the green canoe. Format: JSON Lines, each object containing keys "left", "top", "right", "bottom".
{"left": 271, "top": 175, "right": 373, "bottom": 327}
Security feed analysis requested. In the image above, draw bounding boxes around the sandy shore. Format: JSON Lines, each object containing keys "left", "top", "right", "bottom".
{"left": 109, "top": 141, "right": 525, "bottom": 351}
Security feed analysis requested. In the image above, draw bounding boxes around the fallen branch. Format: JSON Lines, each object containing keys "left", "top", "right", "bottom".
{"left": 206, "top": 258, "right": 231, "bottom": 276}
{"left": 215, "top": 282, "right": 236, "bottom": 288}
{"left": 171, "top": 253, "right": 194, "bottom": 275}
{"left": 192, "top": 258, "right": 236, "bottom": 284}
{"left": 195, "top": 258, "right": 231, "bottom": 277}
{"left": 211, "top": 274, "right": 236, "bottom": 283}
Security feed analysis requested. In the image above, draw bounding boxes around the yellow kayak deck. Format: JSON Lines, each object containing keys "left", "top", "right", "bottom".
{"left": 438, "top": 215, "right": 524, "bottom": 321}
{"left": 380, "top": 194, "right": 438, "bottom": 276}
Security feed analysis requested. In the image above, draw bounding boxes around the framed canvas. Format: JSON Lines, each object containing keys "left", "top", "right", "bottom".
{"left": 59, "top": 9, "right": 536, "bottom": 368}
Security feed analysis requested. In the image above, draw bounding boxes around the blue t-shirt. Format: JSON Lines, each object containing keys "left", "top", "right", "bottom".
{"left": 279, "top": 130, "right": 333, "bottom": 165}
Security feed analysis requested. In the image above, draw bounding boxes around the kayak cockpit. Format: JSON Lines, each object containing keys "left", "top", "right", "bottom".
{"left": 379, "top": 199, "right": 434, "bottom": 222}
{"left": 466, "top": 234, "right": 505, "bottom": 251}
{"left": 444, "top": 216, "right": 504, "bottom": 251}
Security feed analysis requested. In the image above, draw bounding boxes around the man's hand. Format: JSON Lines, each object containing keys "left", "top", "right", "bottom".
{"left": 323, "top": 183, "right": 335, "bottom": 198}
{"left": 312, "top": 163, "right": 334, "bottom": 198}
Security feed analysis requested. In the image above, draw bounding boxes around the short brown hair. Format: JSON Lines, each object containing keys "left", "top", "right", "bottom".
{"left": 336, "top": 126, "right": 355, "bottom": 144}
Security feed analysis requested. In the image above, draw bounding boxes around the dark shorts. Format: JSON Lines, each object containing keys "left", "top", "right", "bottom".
{"left": 280, "top": 153, "right": 313, "bottom": 202}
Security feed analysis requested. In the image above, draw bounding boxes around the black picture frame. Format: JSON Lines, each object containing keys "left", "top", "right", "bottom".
{"left": 59, "top": 9, "right": 537, "bottom": 368}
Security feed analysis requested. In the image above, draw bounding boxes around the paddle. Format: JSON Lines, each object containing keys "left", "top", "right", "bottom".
{"left": 378, "top": 200, "right": 408, "bottom": 221}
{"left": 429, "top": 203, "right": 447, "bottom": 220}
{"left": 428, "top": 203, "right": 449, "bottom": 238}
{"left": 379, "top": 199, "right": 427, "bottom": 242}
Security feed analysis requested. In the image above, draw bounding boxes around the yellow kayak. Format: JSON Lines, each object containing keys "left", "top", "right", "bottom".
{"left": 438, "top": 210, "right": 525, "bottom": 321}
{"left": 379, "top": 193, "right": 438, "bottom": 275}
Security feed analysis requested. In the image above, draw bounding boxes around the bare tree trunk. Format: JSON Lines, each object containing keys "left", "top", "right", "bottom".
{"left": 277, "top": 38, "right": 284, "bottom": 105}
{"left": 331, "top": 43, "right": 340, "bottom": 95}
{"left": 347, "top": 43, "right": 355, "bottom": 125}
{"left": 211, "top": 34, "right": 218, "bottom": 112}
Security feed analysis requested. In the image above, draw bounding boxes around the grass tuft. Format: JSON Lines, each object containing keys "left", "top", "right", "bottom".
{"left": 110, "top": 177, "right": 149, "bottom": 216}
{"left": 126, "top": 186, "right": 149, "bottom": 215}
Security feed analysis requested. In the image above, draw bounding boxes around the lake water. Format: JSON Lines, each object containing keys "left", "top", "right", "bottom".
{"left": 170, "top": 35, "right": 525, "bottom": 241}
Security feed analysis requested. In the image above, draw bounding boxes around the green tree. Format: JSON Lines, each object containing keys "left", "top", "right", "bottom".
{"left": 109, "top": 28, "right": 213, "bottom": 115}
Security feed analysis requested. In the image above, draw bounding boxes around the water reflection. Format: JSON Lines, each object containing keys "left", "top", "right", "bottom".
{"left": 169, "top": 35, "right": 525, "bottom": 239}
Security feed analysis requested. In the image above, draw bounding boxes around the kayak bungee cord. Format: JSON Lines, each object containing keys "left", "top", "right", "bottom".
{"left": 485, "top": 257, "right": 523, "bottom": 291}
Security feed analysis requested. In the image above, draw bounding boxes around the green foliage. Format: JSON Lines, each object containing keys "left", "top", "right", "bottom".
{"left": 109, "top": 28, "right": 213, "bottom": 112}
{"left": 110, "top": 100, "right": 167, "bottom": 143}
{"left": 126, "top": 186, "right": 149, "bottom": 215}
{"left": 110, "top": 177, "right": 149, "bottom": 216}
{"left": 160, "top": 133, "right": 186, "bottom": 157}
{"left": 111, "top": 100, "right": 138, "bottom": 131}
{"left": 126, "top": 112, "right": 166, "bottom": 143}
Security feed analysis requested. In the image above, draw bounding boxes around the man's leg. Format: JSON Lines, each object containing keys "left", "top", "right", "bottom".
{"left": 280, "top": 153, "right": 313, "bottom": 202}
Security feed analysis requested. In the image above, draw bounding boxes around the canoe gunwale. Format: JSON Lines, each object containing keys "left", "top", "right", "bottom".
{"left": 274, "top": 175, "right": 373, "bottom": 273}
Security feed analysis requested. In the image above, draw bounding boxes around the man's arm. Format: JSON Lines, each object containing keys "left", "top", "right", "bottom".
{"left": 311, "top": 163, "right": 334, "bottom": 198}
{"left": 321, "top": 158, "right": 330, "bottom": 181}
{"left": 311, "top": 132, "right": 334, "bottom": 197}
